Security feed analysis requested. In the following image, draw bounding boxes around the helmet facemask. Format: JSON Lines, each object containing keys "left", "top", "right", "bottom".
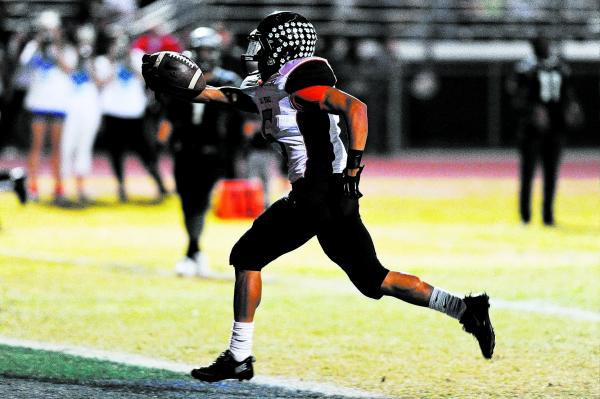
{"left": 241, "top": 30, "right": 264, "bottom": 76}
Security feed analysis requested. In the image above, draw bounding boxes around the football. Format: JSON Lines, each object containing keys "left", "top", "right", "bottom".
{"left": 141, "top": 51, "right": 206, "bottom": 99}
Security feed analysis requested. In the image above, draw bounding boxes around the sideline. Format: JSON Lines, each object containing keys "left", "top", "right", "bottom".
{"left": 0, "top": 336, "right": 388, "bottom": 399}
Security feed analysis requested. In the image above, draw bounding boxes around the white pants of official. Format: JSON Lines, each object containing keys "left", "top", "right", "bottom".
{"left": 61, "top": 89, "right": 101, "bottom": 178}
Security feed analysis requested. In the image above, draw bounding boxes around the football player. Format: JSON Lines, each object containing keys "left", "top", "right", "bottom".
{"left": 508, "top": 35, "right": 581, "bottom": 226}
{"left": 157, "top": 27, "right": 244, "bottom": 277}
{"left": 142, "top": 11, "right": 495, "bottom": 382}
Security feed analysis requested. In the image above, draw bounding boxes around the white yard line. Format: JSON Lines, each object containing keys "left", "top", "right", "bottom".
{"left": 0, "top": 336, "right": 387, "bottom": 399}
{"left": 491, "top": 299, "right": 600, "bottom": 322}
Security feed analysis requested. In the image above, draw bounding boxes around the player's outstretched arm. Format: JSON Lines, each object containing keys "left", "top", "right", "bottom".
{"left": 194, "top": 86, "right": 258, "bottom": 113}
{"left": 141, "top": 51, "right": 258, "bottom": 113}
{"left": 192, "top": 86, "right": 229, "bottom": 103}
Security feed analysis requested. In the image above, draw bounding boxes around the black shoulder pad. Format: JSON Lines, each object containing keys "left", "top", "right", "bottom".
{"left": 220, "top": 87, "right": 259, "bottom": 113}
{"left": 285, "top": 60, "right": 337, "bottom": 93}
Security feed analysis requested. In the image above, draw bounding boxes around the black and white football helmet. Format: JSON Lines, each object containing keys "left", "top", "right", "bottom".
{"left": 242, "top": 11, "right": 317, "bottom": 79}
{"left": 187, "top": 26, "right": 222, "bottom": 73}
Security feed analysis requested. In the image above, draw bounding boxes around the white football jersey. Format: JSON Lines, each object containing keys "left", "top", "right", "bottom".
{"left": 241, "top": 57, "right": 347, "bottom": 183}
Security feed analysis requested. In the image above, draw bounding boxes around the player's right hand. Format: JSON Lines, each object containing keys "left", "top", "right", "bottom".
{"left": 342, "top": 166, "right": 364, "bottom": 200}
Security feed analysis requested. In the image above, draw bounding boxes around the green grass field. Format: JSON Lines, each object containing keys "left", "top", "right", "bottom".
{"left": 0, "top": 344, "right": 183, "bottom": 381}
{"left": 0, "top": 173, "right": 599, "bottom": 398}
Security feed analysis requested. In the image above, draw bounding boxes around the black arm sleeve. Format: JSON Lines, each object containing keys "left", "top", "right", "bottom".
{"left": 219, "top": 87, "right": 259, "bottom": 114}
{"left": 284, "top": 60, "right": 337, "bottom": 94}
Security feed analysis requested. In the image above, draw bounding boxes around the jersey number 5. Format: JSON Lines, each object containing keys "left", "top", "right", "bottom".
{"left": 261, "top": 108, "right": 274, "bottom": 139}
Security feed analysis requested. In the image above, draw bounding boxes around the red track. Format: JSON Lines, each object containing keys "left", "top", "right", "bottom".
{"left": 0, "top": 151, "right": 597, "bottom": 179}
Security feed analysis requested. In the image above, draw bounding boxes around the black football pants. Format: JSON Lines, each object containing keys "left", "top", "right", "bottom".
{"left": 229, "top": 176, "right": 390, "bottom": 299}
{"left": 519, "top": 132, "right": 562, "bottom": 225}
{"left": 173, "top": 149, "right": 221, "bottom": 257}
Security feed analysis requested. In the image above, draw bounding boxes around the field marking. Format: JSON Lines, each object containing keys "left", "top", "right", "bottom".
{"left": 491, "top": 299, "right": 600, "bottom": 322}
{"left": 3, "top": 248, "right": 600, "bottom": 323}
{"left": 0, "top": 336, "right": 388, "bottom": 399}
{"left": 0, "top": 249, "right": 165, "bottom": 275}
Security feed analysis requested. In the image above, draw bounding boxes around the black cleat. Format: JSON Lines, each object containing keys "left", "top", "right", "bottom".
{"left": 10, "top": 168, "right": 27, "bottom": 205}
{"left": 191, "top": 350, "right": 255, "bottom": 382}
{"left": 460, "top": 293, "right": 495, "bottom": 359}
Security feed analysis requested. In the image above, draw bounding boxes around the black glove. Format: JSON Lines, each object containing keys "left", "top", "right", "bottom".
{"left": 141, "top": 53, "right": 161, "bottom": 92}
{"left": 342, "top": 166, "right": 364, "bottom": 199}
{"left": 141, "top": 53, "right": 205, "bottom": 100}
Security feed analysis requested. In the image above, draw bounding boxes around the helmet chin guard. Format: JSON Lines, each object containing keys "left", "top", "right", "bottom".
{"left": 242, "top": 11, "right": 317, "bottom": 79}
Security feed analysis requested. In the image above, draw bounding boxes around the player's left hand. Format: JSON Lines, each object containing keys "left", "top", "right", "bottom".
{"left": 141, "top": 53, "right": 161, "bottom": 91}
{"left": 342, "top": 166, "right": 364, "bottom": 199}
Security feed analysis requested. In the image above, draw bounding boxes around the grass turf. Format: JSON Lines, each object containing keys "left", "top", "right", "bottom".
{"left": 0, "top": 175, "right": 598, "bottom": 398}
{"left": 0, "top": 344, "right": 183, "bottom": 381}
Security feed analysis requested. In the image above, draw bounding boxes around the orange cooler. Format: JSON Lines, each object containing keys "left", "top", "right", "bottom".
{"left": 214, "top": 179, "right": 265, "bottom": 219}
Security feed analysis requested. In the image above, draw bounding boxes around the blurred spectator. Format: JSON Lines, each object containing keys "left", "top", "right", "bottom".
{"left": 96, "top": 30, "right": 167, "bottom": 202}
{"left": 131, "top": 22, "right": 182, "bottom": 54}
{"left": 508, "top": 35, "right": 583, "bottom": 226}
{"left": 60, "top": 24, "right": 102, "bottom": 205}
{"left": 22, "top": 10, "right": 77, "bottom": 202}
{"left": 158, "top": 26, "right": 244, "bottom": 277}
{"left": 130, "top": 19, "right": 183, "bottom": 183}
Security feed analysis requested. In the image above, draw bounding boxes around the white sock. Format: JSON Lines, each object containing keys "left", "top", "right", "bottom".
{"left": 229, "top": 321, "right": 254, "bottom": 362}
{"left": 428, "top": 287, "right": 467, "bottom": 320}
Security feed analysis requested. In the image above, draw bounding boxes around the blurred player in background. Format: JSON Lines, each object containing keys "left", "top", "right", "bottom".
{"left": 143, "top": 11, "right": 495, "bottom": 382}
{"left": 22, "top": 10, "right": 76, "bottom": 202}
{"left": 157, "top": 26, "right": 243, "bottom": 277}
{"left": 0, "top": 167, "right": 27, "bottom": 204}
{"left": 60, "top": 24, "right": 102, "bottom": 205}
{"left": 96, "top": 30, "right": 167, "bottom": 202}
{"left": 509, "top": 35, "right": 582, "bottom": 226}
